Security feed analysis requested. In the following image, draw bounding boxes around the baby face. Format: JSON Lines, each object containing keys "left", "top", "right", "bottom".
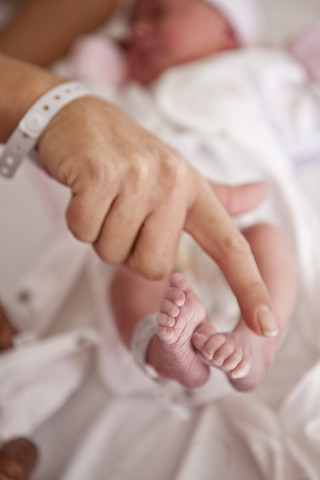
{"left": 128, "top": 0, "right": 238, "bottom": 84}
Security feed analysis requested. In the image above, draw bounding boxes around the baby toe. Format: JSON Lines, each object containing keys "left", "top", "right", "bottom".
{"left": 221, "top": 351, "right": 242, "bottom": 372}
{"left": 192, "top": 323, "right": 218, "bottom": 350}
{"left": 199, "top": 334, "right": 226, "bottom": 361}
{"left": 212, "top": 342, "right": 234, "bottom": 367}
{"left": 230, "top": 359, "right": 250, "bottom": 379}
{"left": 157, "top": 326, "right": 175, "bottom": 342}
{"left": 164, "top": 286, "right": 185, "bottom": 307}
{"left": 169, "top": 272, "right": 190, "bottom": 291}
{"left": 159, "top": 299, "right": 180, "bottom": 317}
{"left": 157, "top": 312, "right": 175, "bottom": 328}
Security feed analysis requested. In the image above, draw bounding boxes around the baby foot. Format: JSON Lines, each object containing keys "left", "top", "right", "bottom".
{"left": 192, "top": 321, "right": 276, "bottom": 391}
{"left": 147, "top": 272, "right": 210, "bottom": 389}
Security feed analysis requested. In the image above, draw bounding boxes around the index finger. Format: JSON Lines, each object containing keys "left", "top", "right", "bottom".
{"left": 185, "top": 180, "right": 279, "bottom": 337}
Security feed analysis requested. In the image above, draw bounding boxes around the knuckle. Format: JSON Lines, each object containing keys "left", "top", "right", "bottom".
{"left": 94, "top": 242, "right": 127, "bottom": 265}
{"left": 220, "top": 231, "right": 252, "bottom": 258}
{"left": 125, "top": 147, "right": 189, "bottom": 199}
{"left": 65, "top": 208, "right": 92, "bottom": 243}
{"left": 66, "top": 216, "right": 87, "bottom": 243}
{"left": 77, "top": 156, "right": 118, "bottom": 188}
{"left": 80, "top": 156, "right": 116, "bottom": 186}
{"left": 126, "top": 255, "right": 170, "bottom": 280}
{"left": 169, "top": 154, "right": 187, "bottom": 180}
{"left": 68, "top": 155, "right": 118, "bottom": 190}
{"left": 127, "top": 154, "right": 150, "bottom": 188}
{"left": 161, "top": 153, "right": 187, "bottom": 193}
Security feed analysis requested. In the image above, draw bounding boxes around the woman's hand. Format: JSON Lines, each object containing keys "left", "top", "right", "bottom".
{"left": 38, "top": 95, "right": 278, "bottom": 337}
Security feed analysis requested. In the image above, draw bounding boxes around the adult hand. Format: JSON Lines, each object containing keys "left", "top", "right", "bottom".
{"left": 186, "top": 180, "right": 278, "bottom": 338}
{"left": 37, "top": 95, "right": 278, "bottom": 337}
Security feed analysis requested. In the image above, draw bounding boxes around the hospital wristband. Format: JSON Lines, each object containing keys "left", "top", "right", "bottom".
{"left": 0, "top": 81, "right": 90, "bottom": 178}
{"left": 131, "top": 314, "right": 160, "bottom": 380}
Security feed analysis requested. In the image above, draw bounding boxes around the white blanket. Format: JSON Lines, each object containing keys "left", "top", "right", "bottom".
{"left": 118, "top": 46, "right": 320, "bottom": 336}
{"left": 2, "top": 40, "right": 320, "bottom": 480}
{"left": 101, "top": 47, "right": 320, "bottom": 477}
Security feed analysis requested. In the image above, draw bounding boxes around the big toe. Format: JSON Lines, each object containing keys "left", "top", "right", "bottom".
{"left": 192, "top": 323, "right": 217, "bottom": 350}
{"left": 169, "top": 272, "right": 191, "bottom": 292}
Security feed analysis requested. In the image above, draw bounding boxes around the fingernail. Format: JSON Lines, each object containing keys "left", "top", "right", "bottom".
{"left": 257, "top": 306, "right": 279, "bottom": 337}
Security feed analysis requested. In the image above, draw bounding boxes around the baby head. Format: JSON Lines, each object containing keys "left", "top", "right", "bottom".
{"left": 127, "top": 0, "right": 259, "bottom": 84}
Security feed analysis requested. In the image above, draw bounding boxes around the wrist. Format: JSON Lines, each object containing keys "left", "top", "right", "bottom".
{"left": 0, "top": 54, "right": 67, "bottom": 143}
{"left": 36, "top": 94, "right": 113, "bottom": 165}
{"left": 0, "top": 79, "right": 92, "bottom": 178}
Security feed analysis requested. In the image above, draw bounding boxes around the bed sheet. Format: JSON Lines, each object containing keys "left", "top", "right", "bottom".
{"left": 0, "top": 162, "right": 263, "bottom": 480}
{"left": 258, "top": 0, "right": 320, "bottom": 44}
{"left": 1, "top": 1, "right": 320, "bottom": 479}
{"left": 0, "top": 149, "right": 318, "bottom": 480}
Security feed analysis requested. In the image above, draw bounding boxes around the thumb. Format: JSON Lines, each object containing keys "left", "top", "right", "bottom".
{"left": 210, "top": 181, "right": 268, "bottom": 216}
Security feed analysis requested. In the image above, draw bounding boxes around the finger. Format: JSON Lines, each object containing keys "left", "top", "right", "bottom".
{"left": 126, "top": 202, "right": 185, "bottom": 279}
{"left": 186, "top": 181, "right": 279, "bottom": 337}
{"left": 210, "top": 181, "right": 268, "bottom": 216}
{"left": 93, "top": 192, "right": 148, "bottom": 264}
{"left": 66, "top": 180, "right": 117, "bottom": 243}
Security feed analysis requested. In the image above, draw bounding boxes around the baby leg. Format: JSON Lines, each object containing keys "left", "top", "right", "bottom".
{"left": 110, "top": 266, "right": 168, "bottom": 348}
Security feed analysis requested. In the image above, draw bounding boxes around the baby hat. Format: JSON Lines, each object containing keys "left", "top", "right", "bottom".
{"left": 122, "top": 0, "right": 261, "bottom": 46}
{"left": 203, "top": 0, "right": 261, "bottom": 46}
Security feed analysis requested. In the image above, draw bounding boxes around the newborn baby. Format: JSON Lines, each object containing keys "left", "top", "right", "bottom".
{"left": 107, "top": 0, "right": 297, "bottom": 393}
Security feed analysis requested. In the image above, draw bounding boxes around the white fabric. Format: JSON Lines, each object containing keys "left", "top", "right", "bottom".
{"left": 86, "top": 46, "right": 320, "bottom": 477}
{"left": 0, "top": 327, "right": 98, "bottom": 440}
{"left": 204, "top": 0, "right": 262, "bottom": 45}
{"left": 0, "top": 225, "right": 98, "bottom": 441}
{"left": 1, "top": 3, "right": 320, "bottom": 477}
{"left": 117, "top": 49, "right": 320, "bottom": 324}
{"left": 4, "top": 45, "right": 320, "bottom": 478}
{"left": 5, "top": 230, "right": 90, "bottom": 335}
{"left": 130, "top": 315, "right": 160, "bottom": 379}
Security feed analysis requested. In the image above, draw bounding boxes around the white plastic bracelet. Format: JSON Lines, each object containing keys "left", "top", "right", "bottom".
{"left": 0, "top": 81, "right": 90, "bottom": 178}
{"left": 131, "top": 314, "right": 159, "bottom": 380}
